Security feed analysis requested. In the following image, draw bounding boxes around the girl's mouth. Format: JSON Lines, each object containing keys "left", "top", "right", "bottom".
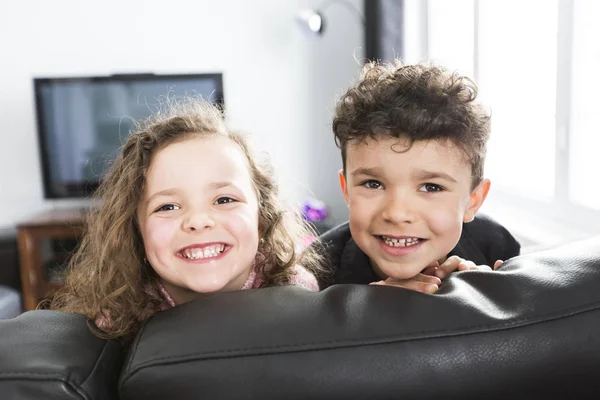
{"left": 179, "top": 244, "right": 229, "bottom": 260}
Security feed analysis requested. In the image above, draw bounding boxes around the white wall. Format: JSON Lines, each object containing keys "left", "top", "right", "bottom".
{"left": 302, "top": 0, "right": 364, "bottom": 225}
{"left": 0, "top": 0, "right": 363, "bottom": 228}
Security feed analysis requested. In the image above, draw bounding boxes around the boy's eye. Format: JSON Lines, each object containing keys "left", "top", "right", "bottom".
{"left": 215, "top": 196, "right": 237, "bottom": 205}
{"left": 361, "top": 180, "right": 383, "bottom": 189}
{"left": 419, "top": 183, "right": 444, "bottom": 193}
{"left": 155, "top": 203, "right": 180, "bottom": 212}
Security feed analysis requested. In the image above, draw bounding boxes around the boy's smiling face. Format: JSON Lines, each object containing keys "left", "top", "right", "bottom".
{"left": 340, "top": 136, "right": 490, "bottom": 280}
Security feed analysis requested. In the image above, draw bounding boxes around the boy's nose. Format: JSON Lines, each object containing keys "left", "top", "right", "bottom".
{"left": 380, "top": 193, "right": 416, "bottom": 224}
{"left": 182, "top": 209, "right": 216, "bottom": 232}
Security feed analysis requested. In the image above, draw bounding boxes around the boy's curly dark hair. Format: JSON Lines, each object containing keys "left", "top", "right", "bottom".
{"left": 332, "top": 60, "right": 491, "bottom": 189}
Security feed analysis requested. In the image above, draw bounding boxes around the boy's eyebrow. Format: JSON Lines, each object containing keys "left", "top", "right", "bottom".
{"left": 414, "top": 169, "right": 458, "bottom": 183}
{"left": 350, "top": 167, "right": 384, "bottom": 177}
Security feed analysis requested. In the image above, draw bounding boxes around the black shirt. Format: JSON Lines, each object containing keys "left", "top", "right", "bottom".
{"left": 315, "top": 213, "right": 521, "bottom": 289}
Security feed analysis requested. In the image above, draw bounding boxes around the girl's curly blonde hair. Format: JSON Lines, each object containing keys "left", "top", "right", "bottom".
{"left": 49, "top": 98, "right": 325, "bottom": 341}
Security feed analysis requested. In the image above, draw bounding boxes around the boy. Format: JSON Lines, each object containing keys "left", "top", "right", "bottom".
{"left": 317, "top": 60, "right": 520, "bottom": 291}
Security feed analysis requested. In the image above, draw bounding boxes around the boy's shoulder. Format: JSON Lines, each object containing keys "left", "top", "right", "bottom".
{"left": 314, "top": 222, "right": 376, "bottom": 288}
{"left": 466, "top": 213, "right": 520, "bottom": 249}
{"left": 454, "top": 213, "right": 521, "bottom": 265}
{"left": 317, "top": 221, "right": 353, "bottom": 255}
{"left": 315, "top": 222, "right": 353, "bottom": 273}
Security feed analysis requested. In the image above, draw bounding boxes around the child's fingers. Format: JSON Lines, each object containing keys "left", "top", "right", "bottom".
{"left": 371, "top": 274, "right": 441, "bottom": 286}
{"left": 421, "top": 260, "right": 440, "bottom": 276}
{"left": 493, "top": 260, "right": 504, "bottom": 270}
{"left": 434, "top": 256, "right": 498, "bottom": 278}
{"left": 435, "top": 255, "right": 463, "bottom": 278}
{"left": 421, "top": 265, "right": 438, "bottom": 276}
{"left": 410, "top": 274, "right": 442, "bottom": 285}
{"left": 398, "top": 281, "right": 439, "bottom": 294}
{"left": 370, "top": 275, "right": 441, "bottom": 294}
{"left": 384, "top": 280, "right": 439, "bottom": 294}
{"left": 458, "top": 262, "right": 494, "bottom": 272}
{"left": 394, "top": 274, "right": 440, "bottom": 293}
{"left": 457, "top": 260, "right": 478, "bottom": 271}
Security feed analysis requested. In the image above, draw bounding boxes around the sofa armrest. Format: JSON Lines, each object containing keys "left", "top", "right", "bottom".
{"left": 0, "top": 285, "right": 21, "bottom": 319}
{"left": 0, "top": 310, "right": 124, "bottom": 400}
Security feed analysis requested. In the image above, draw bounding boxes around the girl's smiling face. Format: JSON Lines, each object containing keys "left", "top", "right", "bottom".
{"left": 137, "top": 135, "right": 260, "bottom": 304}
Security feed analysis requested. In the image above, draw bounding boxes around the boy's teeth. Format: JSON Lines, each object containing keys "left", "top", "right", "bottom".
{"left": 381, "top": 236, "right": 421, "bottom": 247}
{"left": 182, "top": 244, "right": 225, "bottom": 259}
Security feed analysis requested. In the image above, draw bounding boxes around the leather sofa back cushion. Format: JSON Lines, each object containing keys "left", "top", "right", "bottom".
{"left": 120, "top": 237, "right": 600, "bottom": 399}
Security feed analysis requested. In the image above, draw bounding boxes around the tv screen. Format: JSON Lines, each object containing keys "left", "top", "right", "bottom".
{"left": 33, "top": 73, "right": 224, "bottom": 199}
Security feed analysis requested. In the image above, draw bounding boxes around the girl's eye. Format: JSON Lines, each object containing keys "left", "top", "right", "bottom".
{"left": 215, "top": 196, "right": 236, "bottom": 205}
{"left": 419, "top": 183, "right": 444, "bottom": 193}
{"left": 361, "top": 180, "right": 383, "bottom": 189}
{"left": 155, "top": 204, "right": 180, "bottom": 212}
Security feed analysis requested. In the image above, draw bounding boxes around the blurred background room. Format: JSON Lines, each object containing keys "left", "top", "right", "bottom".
{"left": 0, "top": 0, "right": 599, "bottom": 316}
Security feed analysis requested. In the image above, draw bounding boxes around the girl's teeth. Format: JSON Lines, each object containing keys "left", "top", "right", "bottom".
{"left": 182, "top": 244, "right": 225, "bottom": 259}
{"left": 381, "top": 236, "right": 421, "bottom": 247}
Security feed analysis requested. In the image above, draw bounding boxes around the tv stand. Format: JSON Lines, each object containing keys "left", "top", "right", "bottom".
{"left": 16, "top": 208, "right": 85, "bottom": 310}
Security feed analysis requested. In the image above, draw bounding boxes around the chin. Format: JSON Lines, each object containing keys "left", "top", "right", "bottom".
{"left": 379, "top": 262, "right": 426, "bottom": 281}
{"left": 385, "top": 271, "right": 423, "bottom": 281}
{"left": 188, "top": 283, "right": 229, "bottom": 294}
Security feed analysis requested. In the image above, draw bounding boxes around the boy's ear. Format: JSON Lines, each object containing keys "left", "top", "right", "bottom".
{"left": 338, "top": 169, "right": 350, "bottom": 206}
{"left": 463, "top": 179, "right": 491, "bottom": 223}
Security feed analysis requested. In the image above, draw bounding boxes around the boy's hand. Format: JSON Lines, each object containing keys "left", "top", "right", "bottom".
{"left": 423, "top": 256, "right": 504, "bottom": 279}
{"left": 369, "top": 274, "right": 441, "bottom": 294}
{"left": 367, "top": 257, "right": 504, "bottom": 294}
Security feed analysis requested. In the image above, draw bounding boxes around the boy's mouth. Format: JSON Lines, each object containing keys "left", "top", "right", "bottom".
{"left": 377, "top": 235, "right": 423, "bottom": 248}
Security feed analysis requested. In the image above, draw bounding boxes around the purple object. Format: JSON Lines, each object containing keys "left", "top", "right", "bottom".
{"left": 301, "top": 198, "right": 328, "bottom": 222}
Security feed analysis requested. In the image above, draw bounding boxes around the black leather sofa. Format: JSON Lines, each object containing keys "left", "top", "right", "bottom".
{"left": 2, "top": 236, "right": 600, "bottom": 399}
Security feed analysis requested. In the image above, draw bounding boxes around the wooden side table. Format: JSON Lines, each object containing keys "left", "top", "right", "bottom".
{"left": 16, "top": 209, "right": 85, "bottom": 311}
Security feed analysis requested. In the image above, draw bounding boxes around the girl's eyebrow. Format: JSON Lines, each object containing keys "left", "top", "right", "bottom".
{"left": 143, "top": 181, "right": 239, "bottom": 208}
{"left": 144, "top": 188, "right": 179, "bottom": 208}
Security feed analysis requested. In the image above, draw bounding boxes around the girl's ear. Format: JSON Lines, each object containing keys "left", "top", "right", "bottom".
{"left": 338, "top": 169, "right": 350, "bottom": 206}
{"left": 463, "top": 179, "right": 491, "bottom": 223}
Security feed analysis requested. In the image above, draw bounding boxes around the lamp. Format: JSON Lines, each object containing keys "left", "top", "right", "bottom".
{"left": 296, "top": 0, "right": 364, "bottom": 37}
{"left": 296, "top": 9, "right": 325, "bottom": 35}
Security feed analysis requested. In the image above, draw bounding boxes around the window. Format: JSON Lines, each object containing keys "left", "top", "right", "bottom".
{"left": 569, "top": 0, "right": 600, "bottom": 211}
{"left": 477, "top": 0, "right": 558, "bottom": 202}
{"left": 427, "top": 0, "right": 474, "bottom": 78}
{"left": 404, "top": 0, "right": 600, "bottom": 248}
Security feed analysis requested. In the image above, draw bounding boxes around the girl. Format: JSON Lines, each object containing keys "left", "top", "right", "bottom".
{"left": 49, "top": 98, "right": 324, "bottom": 342}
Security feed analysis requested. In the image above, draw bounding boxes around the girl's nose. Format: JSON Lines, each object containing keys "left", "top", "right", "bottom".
{"left": 182, "top": 209, "right": 215, "bottom": 232}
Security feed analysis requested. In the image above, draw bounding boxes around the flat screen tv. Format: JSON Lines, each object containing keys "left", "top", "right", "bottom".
{"left": 33, "top": 72, "right": 224, "bottom": 199}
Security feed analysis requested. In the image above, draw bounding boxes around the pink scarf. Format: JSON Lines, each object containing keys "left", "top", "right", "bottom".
{"left": 95, "top": 264, "right": 317, "bottom": 330}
